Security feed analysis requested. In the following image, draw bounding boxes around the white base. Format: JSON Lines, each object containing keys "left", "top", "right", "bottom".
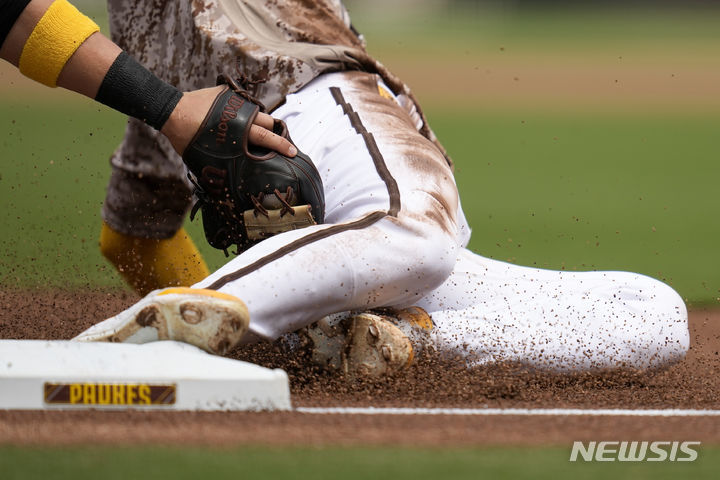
{"left": 0, "top": 340, "right": 291, "bottom": 411}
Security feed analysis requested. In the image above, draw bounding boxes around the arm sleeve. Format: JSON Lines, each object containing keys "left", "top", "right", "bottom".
{"left": 0, "top": 0, "right": 32, "bottom": 47}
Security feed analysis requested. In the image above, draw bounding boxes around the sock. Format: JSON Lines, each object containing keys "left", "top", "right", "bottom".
{"left": 100, "top": 222, "right": 210, "bottom": 296}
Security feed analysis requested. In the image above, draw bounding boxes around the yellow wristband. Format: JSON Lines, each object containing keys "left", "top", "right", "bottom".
{"left": 18, "top": 0, "right": 100, "bottom": 87}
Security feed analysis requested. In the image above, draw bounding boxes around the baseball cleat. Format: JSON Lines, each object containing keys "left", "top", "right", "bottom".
{"left": 303, "top": 307, "right": 433, "bottom": 379}
{"left": 73, "top": 287, "right": 249, "bottom": 355}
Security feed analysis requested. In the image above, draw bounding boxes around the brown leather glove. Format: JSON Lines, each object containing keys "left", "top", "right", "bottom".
{"left": 183, "top": 74, "right": 325, "bottom": 255}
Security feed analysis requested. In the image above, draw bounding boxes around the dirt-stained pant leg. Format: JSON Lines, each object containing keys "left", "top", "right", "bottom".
{"left": 195, "top": 72, "right": 462, "bottom": 340}
{"left": 414, "top": 249, "right": 689, "bottom": 371}
{"left": 102, "top": 120, "right": 192, "bottom": 238}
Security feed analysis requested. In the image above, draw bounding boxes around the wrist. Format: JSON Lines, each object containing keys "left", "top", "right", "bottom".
{"left": 161, "top": 85, "right": 226, "bottom": 155}
{"left": 95, "top": 51, "right": 182, "bottom": 131}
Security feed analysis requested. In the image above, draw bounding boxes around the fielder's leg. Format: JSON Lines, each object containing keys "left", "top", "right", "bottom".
{"left": 99, "top": 2, "right": 216, "bottom": 295}
{"left": 100, "top": 119, "right": 209, "bottom": 295}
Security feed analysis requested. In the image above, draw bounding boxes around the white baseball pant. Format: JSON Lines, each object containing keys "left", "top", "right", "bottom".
{"left": 195, "top": 71, "right": 689, "bottom": 371}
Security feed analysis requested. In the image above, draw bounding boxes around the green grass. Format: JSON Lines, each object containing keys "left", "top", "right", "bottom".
{"left": 0, "top": 100, "right": 121, "bottom": 286}
{"left": 349, "top": 4, "right": 720, "bottom": 58}
{"left": 1, "top": 102, "right": 717, "bottom": 304}
{"left": 1, "top": 445, "right": 719, "bottom": 480}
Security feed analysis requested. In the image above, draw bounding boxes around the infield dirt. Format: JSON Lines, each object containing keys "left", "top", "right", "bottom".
{"left": 1, "top": 288, "right": 718, "bottom": 446}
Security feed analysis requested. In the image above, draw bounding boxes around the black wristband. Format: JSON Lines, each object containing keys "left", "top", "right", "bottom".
{"left": 95, "top": 51, "right": 183, "bottom": 131}
{"left": 0, "top": 0, "right": 32, "bottom": 48}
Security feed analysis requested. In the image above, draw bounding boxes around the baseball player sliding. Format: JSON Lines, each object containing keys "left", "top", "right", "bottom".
{"left": 68, "top": 0, "right": 688, "bottom": 377}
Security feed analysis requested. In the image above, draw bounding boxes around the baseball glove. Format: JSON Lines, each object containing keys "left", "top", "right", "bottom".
{"left": 183, "top": 74, "right": 325, "bottom": 255}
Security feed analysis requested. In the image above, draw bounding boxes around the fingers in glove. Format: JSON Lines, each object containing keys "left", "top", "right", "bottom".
{"left": 248, "top": 123, "right": 297, "bottom": 157}
{"left": 254, "top": 112, "right": 275, "bottom": 131}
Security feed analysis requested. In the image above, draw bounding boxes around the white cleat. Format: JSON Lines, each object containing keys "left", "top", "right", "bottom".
{"left": 303, "top": 307, "right": 433, "bottom": 379}
{"left": 73, "top": 287, "right": 249, "bottom": 355}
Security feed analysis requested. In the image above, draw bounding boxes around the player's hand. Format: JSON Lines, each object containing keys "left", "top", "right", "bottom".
{"left": 162, "top": 85, "right": 297, "bottom": 157}
{"left": 250, "top": 111, "right": 298, "bottom": 157}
